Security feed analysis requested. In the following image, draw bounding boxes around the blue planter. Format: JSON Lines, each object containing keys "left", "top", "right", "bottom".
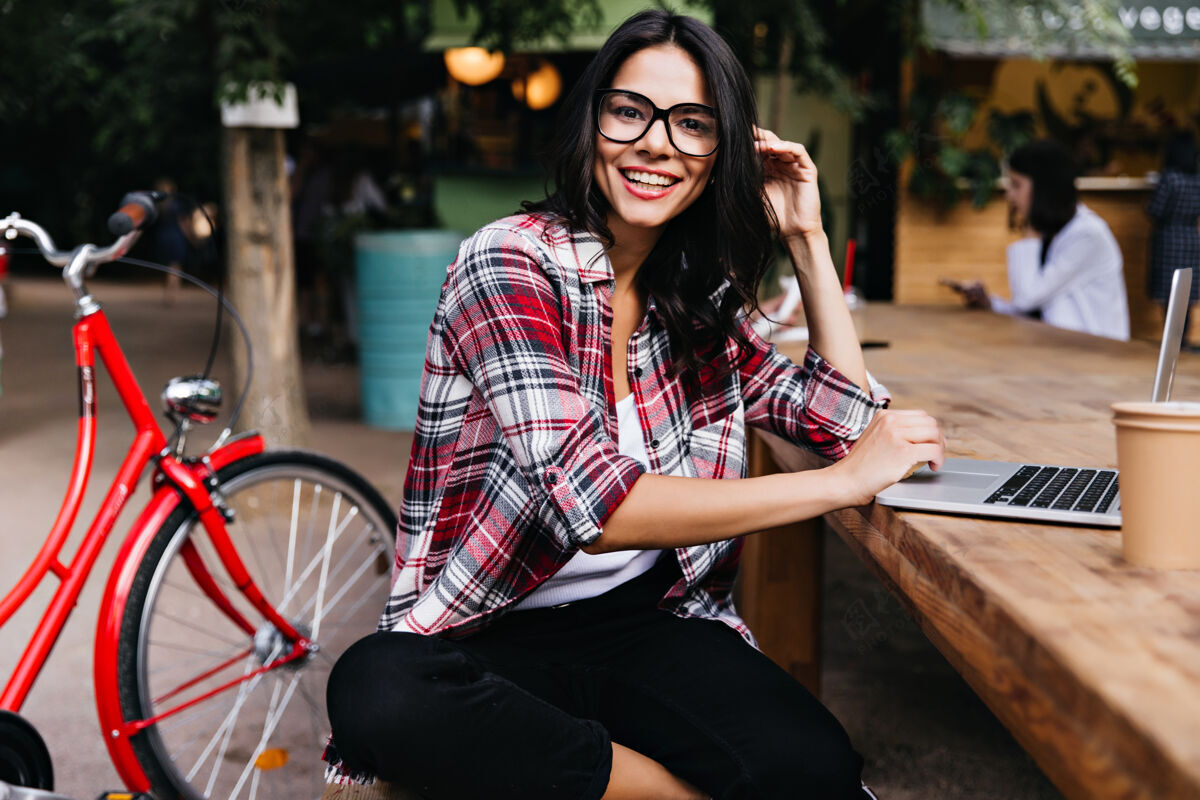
{"left": 356, "top": 230, "right": 464, "bottom": 430}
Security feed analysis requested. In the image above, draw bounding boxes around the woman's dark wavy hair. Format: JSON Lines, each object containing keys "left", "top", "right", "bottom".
{"left": 1007, "top": 139, "right": 1078, "bottom": 266}
{"left": 523, "top": 9, "right": 775, "bottom": 393}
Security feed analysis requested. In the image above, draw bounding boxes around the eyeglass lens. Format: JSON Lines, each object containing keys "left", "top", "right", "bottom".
{"left": 597, "top": 91, "right": 718, "bottom": 157}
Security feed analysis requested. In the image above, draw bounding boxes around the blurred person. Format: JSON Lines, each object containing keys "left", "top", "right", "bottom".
{"left": 1146, "top": 131, "right": 1200, "bottom": 348}
{"left": 182, "top": 201, "right": 223, "bottom": 285}
{"left": 323, "top": 10, "right": 941, "bottom": 800}
{"left": 340, "top": 161, "right": 388, "bottom": 218}
{"left": 289, "top": 141, "right": 334, "bottom": 348}
{"left": 951, "top": 139, "right": 1129, "bottom": 341}
{"left": 153, "top": 177, "right": 196, "bottom": 306}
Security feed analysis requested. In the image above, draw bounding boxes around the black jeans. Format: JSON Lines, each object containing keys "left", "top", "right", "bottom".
{"left": 327, "top": 557, "right": 867, "bottom": 799}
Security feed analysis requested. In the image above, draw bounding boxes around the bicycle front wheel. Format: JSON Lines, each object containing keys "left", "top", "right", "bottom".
{"left": 116, "top": 451, "right": 398, "bottom": 800}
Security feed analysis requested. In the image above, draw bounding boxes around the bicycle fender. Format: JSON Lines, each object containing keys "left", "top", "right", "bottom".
{"left": 93, "top": 434, "right": 265, "bottom": 791}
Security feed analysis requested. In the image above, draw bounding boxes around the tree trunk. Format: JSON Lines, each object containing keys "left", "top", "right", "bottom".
{"left": 769, "top": 30, "right": 794, "bottom": 134}
{"left": 222, "top": 126, "right": 311, "bottom": 446}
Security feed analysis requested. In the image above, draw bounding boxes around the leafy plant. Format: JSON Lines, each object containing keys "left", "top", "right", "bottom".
{"left": 887, "top": 85, "right": 1034, "bottom": 209}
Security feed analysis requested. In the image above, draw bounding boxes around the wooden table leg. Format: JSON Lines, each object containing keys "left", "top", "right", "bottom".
{"left": 736, "top": 432, "right": 824, "bottom": 696}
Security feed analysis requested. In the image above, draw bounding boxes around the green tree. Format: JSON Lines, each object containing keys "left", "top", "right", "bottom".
{"left": 0, "top": 0, "right": 594, "bottom": 444}
{"left": 0, "top": 1, "right": 1133, "bottom": 436}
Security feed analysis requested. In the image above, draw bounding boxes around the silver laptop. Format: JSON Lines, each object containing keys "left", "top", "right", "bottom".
{"left": 875, "top": 267, "right": 1192, "bottom": 527}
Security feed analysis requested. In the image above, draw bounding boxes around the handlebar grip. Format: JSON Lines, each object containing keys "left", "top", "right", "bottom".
{"left": 107, "top": 191, "right": 163, "bottom": 236}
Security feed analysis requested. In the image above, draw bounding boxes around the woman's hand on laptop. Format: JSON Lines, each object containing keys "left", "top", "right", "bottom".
{"left": 830, "top": 409, "right": 946, "bottom": 507}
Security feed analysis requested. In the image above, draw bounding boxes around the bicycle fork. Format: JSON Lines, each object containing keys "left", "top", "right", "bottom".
{"left": 92, "top": 434, "right": 316, "bottom": 793}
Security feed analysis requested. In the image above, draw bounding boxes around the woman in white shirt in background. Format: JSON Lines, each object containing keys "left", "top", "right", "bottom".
{"left": 957, "top": 139, "right": 1130, "bottom": 341}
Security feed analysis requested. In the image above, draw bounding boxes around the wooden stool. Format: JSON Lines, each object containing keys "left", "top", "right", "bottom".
{"left": 319, "top": 780, "right": 422, "bottom": 799}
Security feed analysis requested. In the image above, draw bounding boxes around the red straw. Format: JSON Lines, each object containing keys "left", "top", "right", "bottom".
{"left": 842, "top": 239, "right": 857, "bottom": 291}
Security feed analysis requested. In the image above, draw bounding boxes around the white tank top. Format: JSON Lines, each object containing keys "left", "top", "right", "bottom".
{"left": 515, "top": 394, "right": 664, "bottom": 609}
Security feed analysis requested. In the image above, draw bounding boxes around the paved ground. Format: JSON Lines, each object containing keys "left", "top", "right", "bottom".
{"left": 0, "top": 277, "right": 1059, "bottom": 799}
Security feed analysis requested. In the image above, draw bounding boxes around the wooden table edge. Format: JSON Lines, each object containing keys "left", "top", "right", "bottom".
{"left": 751, "top": 428, "right": 1197, "bottom": 800}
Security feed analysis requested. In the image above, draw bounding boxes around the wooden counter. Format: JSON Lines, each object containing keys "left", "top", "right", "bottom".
{"left": 742, "top": 305, "right": 1200, "bottom": 800}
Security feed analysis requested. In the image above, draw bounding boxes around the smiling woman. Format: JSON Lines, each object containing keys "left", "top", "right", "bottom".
{"left": 322, "top": 9, "right": 941, "bottom": 800}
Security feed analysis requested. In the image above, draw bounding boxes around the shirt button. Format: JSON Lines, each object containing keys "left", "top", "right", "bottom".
{"left": 545, "top": 472, "right": 558, "bottom": 485}
{"left": 633, "top": 367, "right": 643, "bottom": 377}
{"left": 650, "top": 438, "right": 660, "bottom": 448}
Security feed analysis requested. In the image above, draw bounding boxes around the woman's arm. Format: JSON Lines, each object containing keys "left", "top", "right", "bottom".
{"left": 576, "top": 130, "right": 942, "bottom": 555}
{"left": 1005, "top": 221, "right": 1115, "bottom": 312}
{"left": 585, "top": 408, "right": 944, "bottom": 553}
{"left": 787, "top": 231, "right": 868, "bottom": 390}
{"left": 755, "top": 128, "right": 868, "bottom": 390}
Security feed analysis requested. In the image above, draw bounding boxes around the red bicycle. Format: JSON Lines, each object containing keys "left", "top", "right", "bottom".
{"left": 0, "top": 194, "right": 397, "bottom": 800}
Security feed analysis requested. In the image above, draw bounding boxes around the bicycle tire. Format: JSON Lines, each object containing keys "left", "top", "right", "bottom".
{"left": 115, "top": 451, "right": 398, "bottom": 800}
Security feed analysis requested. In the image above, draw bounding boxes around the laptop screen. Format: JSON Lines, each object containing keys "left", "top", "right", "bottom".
{"left": 1152, "top": 266, "right": 1192, "bottom": 403}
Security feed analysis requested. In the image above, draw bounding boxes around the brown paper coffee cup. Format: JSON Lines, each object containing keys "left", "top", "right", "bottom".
{"left": 1112, "top": 401, "right": 1200, "bottom": 569}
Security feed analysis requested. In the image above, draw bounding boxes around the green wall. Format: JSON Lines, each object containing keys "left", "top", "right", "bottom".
{"left": 433, "top": 173, "right": 549, "bottom": 235}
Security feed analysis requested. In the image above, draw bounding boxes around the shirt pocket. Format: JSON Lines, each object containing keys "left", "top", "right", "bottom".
{"left": 685, "top": 397, "right": 746, "bottom": 480}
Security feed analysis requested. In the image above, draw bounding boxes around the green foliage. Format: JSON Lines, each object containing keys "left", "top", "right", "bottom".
{"left": 705, "top": 0, "right": 1135, "bottom": 125}
{"left": 987, "top": 109, "right": 1037, "bottom": 153}
{"left": 880, "top": 0, "right": 1131, "bottom": 212}
{"left": 890, "top": 83, "right": 1032, "bottom": 211}
{"left": 453, "top": 0, "right": 602, "bottom": 51}
{"left": 0, "top": 0, "right": 585, "bottom": 240}
{"left": 0, "top": 0, "right": 1139, "bottom": 236}
{"left": 938, "top": 0, "right": 1137, "bottom": 86}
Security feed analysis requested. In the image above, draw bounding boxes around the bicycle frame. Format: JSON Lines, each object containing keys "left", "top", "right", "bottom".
{"left": 0, "top": 305, "right": 308, "bottom": 792}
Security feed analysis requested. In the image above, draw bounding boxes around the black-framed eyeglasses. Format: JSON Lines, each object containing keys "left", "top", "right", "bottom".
{"left": 594, "top": 89, "right": 719, "bottom": 158}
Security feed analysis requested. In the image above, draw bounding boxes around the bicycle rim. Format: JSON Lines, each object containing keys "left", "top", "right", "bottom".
{"left": 122, "top": 454, "right": 396, "bottom": 800}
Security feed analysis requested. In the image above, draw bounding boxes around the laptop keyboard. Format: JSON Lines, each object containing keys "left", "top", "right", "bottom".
{"left": 984, "top": 465, "right": 1119, "bottom": 514}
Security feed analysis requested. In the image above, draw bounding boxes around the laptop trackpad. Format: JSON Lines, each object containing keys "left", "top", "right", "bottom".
{"left": 905, "top": 467, "right": 999, "bottom": 490}
{"left": 881, "top": 464, "right": 1007, "bottom": 503}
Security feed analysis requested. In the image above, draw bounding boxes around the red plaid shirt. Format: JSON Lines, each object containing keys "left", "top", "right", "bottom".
{"left": 379, "top": 213, "right": 888, "bottom": 642}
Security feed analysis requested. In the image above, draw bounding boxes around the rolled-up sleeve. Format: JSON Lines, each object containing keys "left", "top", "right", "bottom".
{"left": 738, "top": 320, "right": 889, "bottom": 461}
{"left": 441, "top": 227, "right": 644, "bottom": 547}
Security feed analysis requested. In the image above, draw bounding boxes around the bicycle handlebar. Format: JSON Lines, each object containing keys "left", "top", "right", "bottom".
{"left": 0, "top": 214, "right": 74, "bottom": 267}
{"left": 107, "top": 190, "right": 162, "bottom": 236}
{"left": 0, "top": 194, "right": 152, "bottom": 288}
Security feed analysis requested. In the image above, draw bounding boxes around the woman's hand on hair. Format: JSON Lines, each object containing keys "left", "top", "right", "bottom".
{"left": 754, "top": 126, "right": 822, "bottom": 241}
{"left": 826, "top": 409, "right": 946, "bottom": 508}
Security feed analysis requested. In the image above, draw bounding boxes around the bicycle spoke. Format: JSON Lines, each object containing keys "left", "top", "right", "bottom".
{"left": 163, "top": 575, "right": 222, "bottom": 603}
{"left": 154, "top": 688, "right": 233, "bottom": 736}
{"left": 169, "top": 557, "right": 242, "bottom": 602}
{"left": 149, "top": 639, "right": 251, "bottom": 659}
{"left": 148, "top": 642, "right": 247, "bottom": 678}
{"left": 277, "top": 504, "right": 359, "bottom": 613}
{"left": 151, "top": 609, "right": 247, "bottom": 649}
{"left": 294, "top": 678, "right": 325, "bottom": 722}
{"left": 123, "top": 457, "right": 397, "bottom": 800}
{"left": 282, "top": 479, "right": 302, "bottom": 615}
{"left": 310, "top": 493, "right": 343, "bottom": 643}
{"left": 302, "top": 484, "right": 321, "bottom": 584}
{"left": 330, "top": 572, "right": 392, "bottom": 629}
{"left": 313, "top": 567, "right": 389, "bottom": 632}
{"left": 261, "top": 483, "right": 292, "bottom": 599}
{"left": 241, "top": 486, "right": 279, "bottom": 604}
{"left": 230, "top": 670, "right": 302, "bottom": 800}
{"left": 188, "top": 658, "right": 260, "bottom": 787}
{"left": 152, "top": 647, "right": 256, "bottom": 706}
{"left": 295, "top": 522, "right": 382, "bottom": 618}
{"left": 248, "top": 762, "right": 262, "bottom": 800}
